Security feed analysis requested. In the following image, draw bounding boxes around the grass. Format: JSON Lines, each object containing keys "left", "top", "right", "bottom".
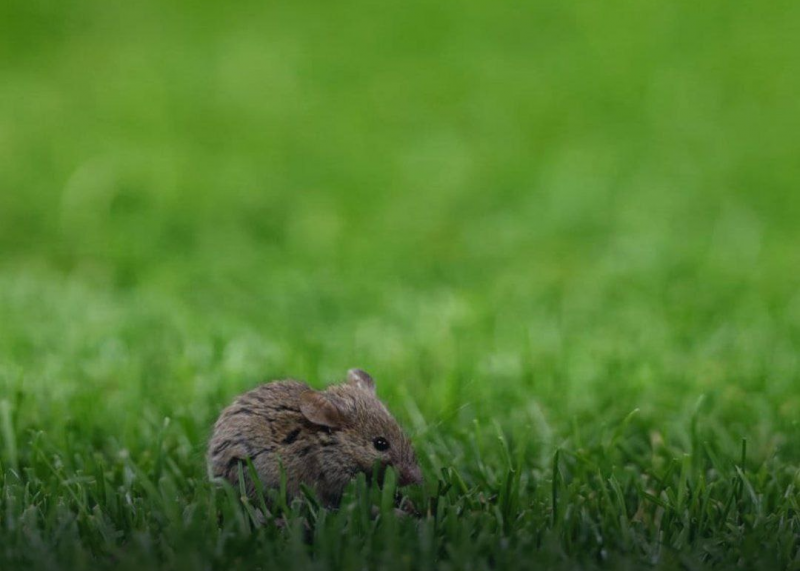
{"left": 2, "top": 0, "right": 800, "bottom": 569}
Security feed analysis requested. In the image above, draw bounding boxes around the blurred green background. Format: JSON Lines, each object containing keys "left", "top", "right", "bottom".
{"left": 3, "top": 1, "right": 800, "bottom": 568}
{"left": 2, "top": 0, "right": 800, "bottom": 496}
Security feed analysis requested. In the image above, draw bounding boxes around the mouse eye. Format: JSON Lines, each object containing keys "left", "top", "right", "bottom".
{"left": 373, "top": 437, "right": 390, "bottom": 451}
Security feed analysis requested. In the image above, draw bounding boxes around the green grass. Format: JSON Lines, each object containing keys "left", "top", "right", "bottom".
{"left": 2, "top": 0, "right": 800, "bottom": 569}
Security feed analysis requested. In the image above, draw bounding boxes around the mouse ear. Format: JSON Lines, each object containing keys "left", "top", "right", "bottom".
{"left": 347, "top": 368, "right": 376, "bottom": 394}
{"left": 300, "top": 391, "right": 345, "bottom": 428}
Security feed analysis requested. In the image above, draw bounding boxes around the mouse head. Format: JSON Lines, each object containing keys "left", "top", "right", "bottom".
{"left": 299, "top": 369, "right": 423, "bottom": 488}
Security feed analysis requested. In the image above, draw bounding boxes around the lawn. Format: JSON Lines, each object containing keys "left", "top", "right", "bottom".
{"left": 2, "top": 1, "right": 800, "bottom": 569}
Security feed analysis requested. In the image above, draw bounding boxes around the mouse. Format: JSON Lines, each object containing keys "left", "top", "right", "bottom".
{"left": 207, "top": 368, "right": 423, "bottom": 507}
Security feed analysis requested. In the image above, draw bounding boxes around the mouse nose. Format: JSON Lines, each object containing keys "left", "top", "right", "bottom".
{"left": 399, "top": 465, "right": 423, "bottom": 487}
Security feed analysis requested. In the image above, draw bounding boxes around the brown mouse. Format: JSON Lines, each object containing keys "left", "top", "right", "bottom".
{"left": 207, "top": 368, "right": 423, "bottom": 506}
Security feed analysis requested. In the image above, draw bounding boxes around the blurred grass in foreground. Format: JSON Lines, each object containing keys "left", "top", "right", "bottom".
{"left": 1, "top": 0, "right": 800, "bottom": 569}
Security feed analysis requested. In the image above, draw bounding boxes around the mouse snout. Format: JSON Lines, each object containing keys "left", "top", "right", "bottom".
{"left": 398, "top": 464, "right": 423, "bottom": 487}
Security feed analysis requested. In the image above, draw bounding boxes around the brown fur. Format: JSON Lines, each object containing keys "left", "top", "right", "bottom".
{"left": 207, "top": 369, "right": 422, "bottom": 506}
